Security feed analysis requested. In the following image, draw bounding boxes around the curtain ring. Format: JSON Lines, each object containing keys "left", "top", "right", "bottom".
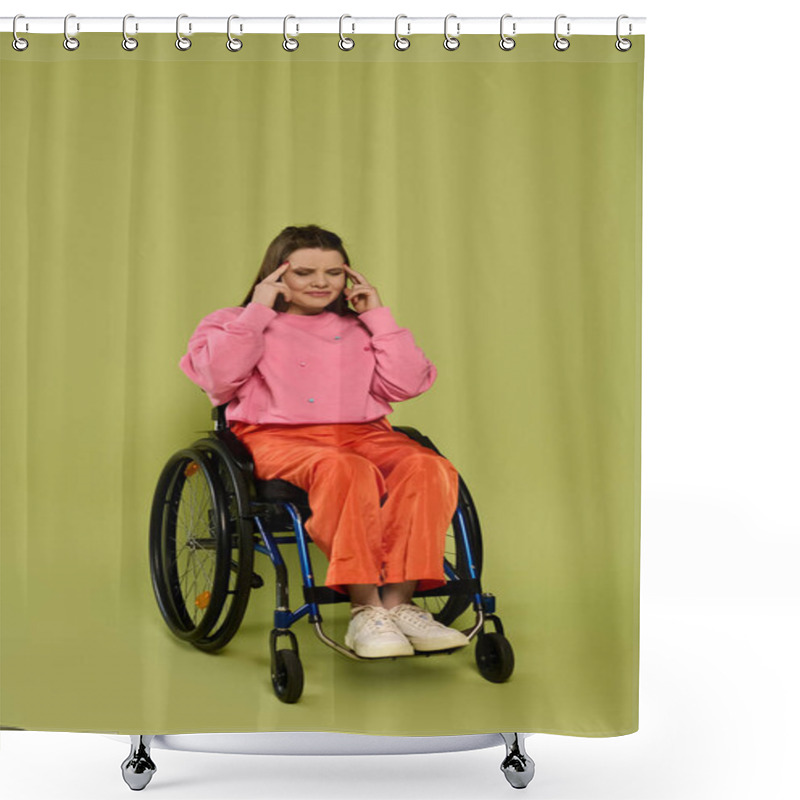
{"left": 553, "top": 14, "right": 570, "bottom": 51}
{"left": 12, "top": 14, "right": 29, "bottom": 52}
{"left": 283, "top": 15, "right": 299, "bottom": 51}
{"left": 122, "top": 14, "right": 138, "bottom": 51}
{"left": 443, "top": 14, "right": 460, "bottom": 51}
{"left": 615, "top": 15, "right": 632, "bottom": 51}
{"left": 394, "top": 15, "right": 410, "bottom": 51}
{"left": 176, "top": 14, "right": 191, "bottom": 51}
{"left": 227, "top": 15, "right": 243, "bottom": 51}
{"left": 339, "top": 14, "right": 355, "bottom": 50}
{"left": 499, "top": 14, "right": 516, "bottom": 51}
{"left": 63, "top": 13, "right": 80, "bottom": 51}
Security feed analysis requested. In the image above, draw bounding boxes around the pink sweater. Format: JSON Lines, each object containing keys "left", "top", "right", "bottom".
{"left": 179, "top": 302, "right": 437, "bottom": 425}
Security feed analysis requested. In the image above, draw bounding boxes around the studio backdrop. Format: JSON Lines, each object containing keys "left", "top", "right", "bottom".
{"left": 0, "top": 26, "right": 643, "bottom": 737}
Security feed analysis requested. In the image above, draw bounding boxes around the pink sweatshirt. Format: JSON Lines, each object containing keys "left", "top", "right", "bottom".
{"left": 179, "top": 302, "right": 437, "bottom": 425}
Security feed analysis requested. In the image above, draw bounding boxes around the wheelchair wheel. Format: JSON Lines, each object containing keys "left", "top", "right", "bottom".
{"left": 149, "top": 448, "right": 232, "bottom": 642}
{"left": 392, "top": 427, "right": 484, "bottom": 628}
{"left": 188, "top": 437, "right": 256, "bottom": 652}
{"left": 271, "top": 649, "right": 304, "bottom": 704}
{"left": 475, "top": 632, "right": 515, "bottom": 683}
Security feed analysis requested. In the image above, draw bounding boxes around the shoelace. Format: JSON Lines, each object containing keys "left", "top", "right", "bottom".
{"left": 390, "top": 604, "right": 436, "bottom": 626}
{"left": 355, "top": 607, "right": 403, "bottom": 637}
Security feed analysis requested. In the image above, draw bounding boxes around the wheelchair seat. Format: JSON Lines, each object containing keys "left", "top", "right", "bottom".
{"left": 255, "top": 477, "right": 309, "bottom": 504}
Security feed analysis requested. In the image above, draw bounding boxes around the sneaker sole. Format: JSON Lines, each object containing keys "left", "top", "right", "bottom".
{"left": 344, "top": 635, "right": 414, "bottom": 659}
{"left": 408, "top": 635, "right": 470, "bottom": 652}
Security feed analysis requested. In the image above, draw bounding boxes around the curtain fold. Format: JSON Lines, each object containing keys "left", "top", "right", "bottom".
{"left": 1, "top": 32, "right": 644, "bottom": 736}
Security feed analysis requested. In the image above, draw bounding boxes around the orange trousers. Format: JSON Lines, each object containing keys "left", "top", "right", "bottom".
{"left": 230, "top": 417, "right": 460, "bottom": 595}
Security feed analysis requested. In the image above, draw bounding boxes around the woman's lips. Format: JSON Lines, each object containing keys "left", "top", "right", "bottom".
{"left": 307, "top": 292, "right": 331, "bottom": 296}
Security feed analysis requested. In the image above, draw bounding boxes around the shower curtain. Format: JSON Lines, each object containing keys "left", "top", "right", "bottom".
{"left": 0, "top": 30, "right": 644, "bottom": 737}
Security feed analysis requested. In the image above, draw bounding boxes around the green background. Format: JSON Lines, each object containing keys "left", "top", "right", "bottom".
{"left": 0, "top": 33, "right": 643, "bottom": 736}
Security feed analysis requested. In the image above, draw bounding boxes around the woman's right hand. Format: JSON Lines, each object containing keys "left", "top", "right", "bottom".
{"left": 252, "top": 261, "right": 292, "bottom": 308}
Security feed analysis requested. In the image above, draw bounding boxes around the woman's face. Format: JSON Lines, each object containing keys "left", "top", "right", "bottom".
{"left": 281, "top": 248, "right": 347, "bottom": 315}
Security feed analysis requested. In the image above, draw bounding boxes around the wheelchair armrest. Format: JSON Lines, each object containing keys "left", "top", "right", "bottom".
{"left": 212, "top": 403, "right": 230, "bottom": 431}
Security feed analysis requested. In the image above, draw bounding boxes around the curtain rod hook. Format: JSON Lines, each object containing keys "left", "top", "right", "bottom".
{"left": 394, "top": 15, "right": 411, "bottom": 51}
{"left": 12, "top": 14, "right": 29, "bottom": 51}
{"left": 339, "top": 14, "right": 355, "bottom": 51}
{"left": 283, "top": 15, "right": 299, "bottom": 51}
{"left": 499, "top": 14, "right": 516, "bottom": 51}
{"left": 122, "top": 14, "right": 138, "bottom": 51}
{"left": 616, "top": 15, "right": 633, "bottom": 51}
{"left": 227, "top": 15, "right": 243, "bottom": 52}
{"left": 554, "top": 14, "right": 570, "bottom": 52}
{"left": 444, "top": 14, "right": 460, "bottom": 51}
{"left": 176, "top": 14, "right": 191, "bottom": 51}
{"left": 64, "top": 13, "right": 79, "bottom": 51}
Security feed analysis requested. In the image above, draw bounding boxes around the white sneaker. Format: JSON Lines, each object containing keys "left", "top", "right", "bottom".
{"left": 387, "top": 603, "right": 470, "bottom": 652}
{"left": 345, "top": 605, "right": 415, "bottom": 658}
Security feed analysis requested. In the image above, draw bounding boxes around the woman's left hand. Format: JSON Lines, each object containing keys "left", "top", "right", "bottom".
{"left": 343, "top": 265, "right": 383, "bottom": 313}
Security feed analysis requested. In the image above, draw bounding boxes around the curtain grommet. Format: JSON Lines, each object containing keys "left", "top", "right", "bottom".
{"left": 226, "top": 15, "right": 243, "bottom": 52}
{"left": 615, "top": 15, "right": 632, "bottom": 51}
{"left": 499, "top": 14, "right": 516, "bottom": 51}
{"left": 121, "top": 14, "right": 138, "bottom": 51}
{"left": 11, "top": 14, "right": 29, "bottom": 51}
{"left": 283, "top": 15, "right": 299, "bottom": 51}
{"left": 339, "top": 14, "right": 355, "bottom": 50}
{"left": 63, "top": 13, "right": 80, "bottom": 51}
{"left": 394, "top": 15, "right": 411, "bottom": 51}
{"left": 175, "top": 14, "right": 191, "bottom": 51}
{"left": 443, "top": 14, "right": 460, "bottom": 51}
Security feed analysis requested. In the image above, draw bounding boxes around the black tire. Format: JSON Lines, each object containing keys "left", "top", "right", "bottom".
{"left": 392, "top": 427, "right": 484, "bottom": 627}
{"left": 475, "top": 632, "right": 515, "bottom": 683}
{"left": 272, "top": 649, "right": 304, "bottom": 704}
{"left": 149, "top": 449, "right": 232, "bottom": 642}
{"left": 188, "top": 437, "right": 256, "bottom": 652}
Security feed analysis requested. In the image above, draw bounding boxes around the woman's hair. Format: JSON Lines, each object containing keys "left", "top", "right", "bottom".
{"left": 242, "top": 224, "right": 355, "bottom": 316}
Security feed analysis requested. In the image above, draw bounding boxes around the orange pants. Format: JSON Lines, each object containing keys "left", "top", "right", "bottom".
{"left": 230, "top": 417, "right": 460, "bottom": 595}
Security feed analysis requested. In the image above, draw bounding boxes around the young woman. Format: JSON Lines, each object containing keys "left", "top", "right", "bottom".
{"left": 180, "top": 224, "right": 468, "bottom": 659}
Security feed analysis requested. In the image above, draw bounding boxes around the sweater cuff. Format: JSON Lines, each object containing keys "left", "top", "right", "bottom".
{"left": 239, "top": 301, "right": 278, "bottom": 329}
{"left": 358, "top": 306, "right": 402, "bottom": 336}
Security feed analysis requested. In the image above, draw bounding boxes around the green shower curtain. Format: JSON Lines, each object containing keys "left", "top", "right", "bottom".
{"left": 0, "top": 32, "right": 644, "bottom": 736}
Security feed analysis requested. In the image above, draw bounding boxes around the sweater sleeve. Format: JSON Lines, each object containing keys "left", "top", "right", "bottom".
{"left": 358, "top": 306, "right": 438, "bottom": 402}
{"left": 179, "top": 302, "right": 278, "bottom": 405}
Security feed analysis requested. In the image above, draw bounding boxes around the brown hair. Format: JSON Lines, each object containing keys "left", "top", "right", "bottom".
{"left": 242, "top": 224, "right": 355, "bottom": 316}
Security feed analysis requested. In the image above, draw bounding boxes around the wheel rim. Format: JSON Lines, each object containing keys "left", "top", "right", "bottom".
{"left": 151, "top": 450, "right": 230, "bottom": 640}
{"left": 191, "top": 440, "right": 255, "bottom": 649}
{"left": 422, "top": 477, "right": 483, "bottom": 626}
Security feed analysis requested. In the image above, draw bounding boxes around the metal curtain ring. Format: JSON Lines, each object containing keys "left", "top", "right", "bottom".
{"left": 499, "top": 14, "right": 516, "bottom": 50}
{"left": 63, "top": 13, "right": 79, "bottom": 51}
{"left": 553, "top": 14, "right": 570, "bottom": 51}
{"left": 122, "top": 14, "right": 138, "bottom": 51}
{"left": 443, "top": 14, "right": 460, "bottom": 51}
{"left": 176, "top": 14, "right": 191, "bottom": 50}
{"left": 394, "top": 15, "right": 410, "bottom": 51}
{"left": 283, "top": 15, "right": 299, "bottom": 51}
{"left": 339, "top": 14, "right": 355, "bottom": 50}
{"left": 615, "top": 15, "right": 632, "bottom": 51}
{"left": 12, "top": 14, "right": 29, "bottom": 52}
{"left": 227, "top": 15, "right": 243, "bottom": 51}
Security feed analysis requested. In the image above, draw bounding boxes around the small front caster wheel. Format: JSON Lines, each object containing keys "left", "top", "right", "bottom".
{"left": 476, "top": 632, "right": 515, "bottom": 683}
{"left": 272, "top": 648, "right": 304, "bottom": 703}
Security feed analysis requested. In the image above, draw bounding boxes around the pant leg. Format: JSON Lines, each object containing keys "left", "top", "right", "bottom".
{"left": 230, "top": 421, "right": 388, "bottom": 593}
{"left": 343, "top": 419, "right": 461, "bottom": 591}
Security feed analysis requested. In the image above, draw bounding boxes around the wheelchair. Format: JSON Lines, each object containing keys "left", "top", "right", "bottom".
{"left": 149, "top": 405, "right": 515, "bottom": 703}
